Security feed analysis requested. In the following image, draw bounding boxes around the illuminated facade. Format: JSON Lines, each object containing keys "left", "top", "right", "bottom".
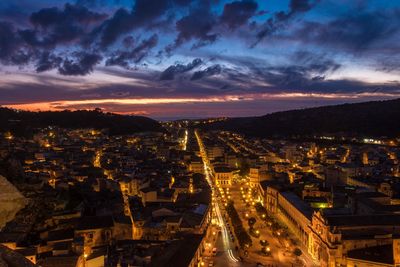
{"left": 213, "top": 167, "right": 233, "bottom": 187}
{"left": 308, "top": 211, "right": 400, "bottom": 267}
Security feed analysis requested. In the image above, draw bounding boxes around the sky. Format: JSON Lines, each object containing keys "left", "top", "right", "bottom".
{"left": 0, "top": 0, "right": 399, "bottom": 119}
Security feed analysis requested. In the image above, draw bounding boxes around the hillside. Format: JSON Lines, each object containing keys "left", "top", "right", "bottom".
{"left": 205, "top": 98, "right": 400, "bottom": 138}
{"left": 0, "top": 108, "right": 163, "bottom": 136}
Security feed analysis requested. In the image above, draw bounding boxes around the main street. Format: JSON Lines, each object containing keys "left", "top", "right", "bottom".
{"left": 229, "top": 185, "right": 308, "bottom": 266}
{"left": 195, "top": 130, "right": 318, "bottom": 267}
{"left": 195, "top": 130, "right": 248, "bottom": 267}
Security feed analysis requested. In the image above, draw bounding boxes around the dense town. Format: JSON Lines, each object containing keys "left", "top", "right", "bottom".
{"left": 0, "top": 123, "right": 400, "bottom": 267}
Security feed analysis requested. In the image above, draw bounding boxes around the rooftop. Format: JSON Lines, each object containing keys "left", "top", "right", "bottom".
{"left": 280, "top": 191, "right": 313, "bottom": 220}
{"left": 76, "top": 216, "right": 114, "bottom": 231}
{"left": 347, "top": 244, "right": 393, "bottom": 265}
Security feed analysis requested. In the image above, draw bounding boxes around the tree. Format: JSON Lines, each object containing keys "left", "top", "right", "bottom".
{"left": 294, "top": 248, "right": 302, "bottom": 257}
{"left": 260, "top": 240, "right": 271, "bottom": 256}
{"left": 238, "top": 160, "right": 250, "bottom": 176}
{"left": 271, "top": 221, "right": 282, "bottom": 232}
{"left": 260, "top": 240, "right": 269, "bottom": 247}
{"left": 248, "top": 217, "right": 256, "bottom": 228}
{"left": 226, "top": 201, "right": 252, "bottom": 248}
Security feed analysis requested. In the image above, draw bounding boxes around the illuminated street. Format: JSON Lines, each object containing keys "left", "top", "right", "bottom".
{"left": 0, "top": 1, "right": 399, "bottom": 265}
{"left": 195, "top": 130, "right": 320, "bottom": 267}
{"left": 195, "top": 130, "right": 243, "bottom": 266}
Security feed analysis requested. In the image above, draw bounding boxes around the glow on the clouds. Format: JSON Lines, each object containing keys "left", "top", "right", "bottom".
{"left": 5, "top": 91, "right": 399, "bottom": 113}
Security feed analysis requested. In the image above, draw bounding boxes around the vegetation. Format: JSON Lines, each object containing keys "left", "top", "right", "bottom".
{"left": 254, "top": 203, "right": 287, "bottom": 235}
{"left": 205, "top": 98, "right": 400, "bottom": 138}
{"left": 226, "top": 201, "right": 252, "bottom": 248}
{"left": 0, "top": 108, "right": 163, "bottom": 137}
{"left": 248, "top": 217, "right": 256, "bottom": 228}
{"left": 254, "top": 203, "right": 272, "bottom": 221}
{"left": 260, "top": 240, "right": 271, "bottom": 256}
{"left": 260, "top": 240, "right": 269, "bottom": 247}
{"left": 294, "top": 248, "right": 302, "bottom": 257}
{"left": 254, "top": 203, "right": 267, "bottom": 215}
{"left": 238, "top": 160, "right": 250, "bottom": 176}
{"left": 249, "top": 227, "right": 260, "bottom": 238}
{"left": 261, "top": 246, "right": 271, "bottom": 256}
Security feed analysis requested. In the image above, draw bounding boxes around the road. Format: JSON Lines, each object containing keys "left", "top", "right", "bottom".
{"left": 229, "top": 186, "right": 297, "bottom": 266}
{"left": 195, "top": 130, "right": 318, "bottom": 267}
{"left": 195, "top": 130, "right": 244, "bottom": 266}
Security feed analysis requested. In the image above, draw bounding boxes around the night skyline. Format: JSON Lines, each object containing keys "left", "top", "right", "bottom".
{"left": 0, "top": 0, "right": 399, "bottom": 119}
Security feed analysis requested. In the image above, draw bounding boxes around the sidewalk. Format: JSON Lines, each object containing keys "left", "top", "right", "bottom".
{"left": 229, "top": 185, "right": 298, "bottom": 267}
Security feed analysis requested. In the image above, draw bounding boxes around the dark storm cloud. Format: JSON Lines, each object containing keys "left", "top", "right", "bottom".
{"left": 19, "top": 27, "right": 84, "bottom": 48}
{"left": 191, "top": 64, "right": 222, "bottom": 80}
{"left": 17, "top": 3, "right": 107, "bottom": 48}
{"left": 291, "top": 51, "right": 341, "bottom": 73}
{"left": 58, "top": 52, "right": 102, "bottom": 75}
{"left": 220, "top": 0, "right": 258, "bottom": 29}
{"left": 215, "top": 51, "right": 344, "bottom": 92}
{"left": 262, "top": 52, "right": 341, "bottom": 89}
{"left": 289, "top": 0, "right": 315, "bottom": 13}
{"left": 0, "top": 21, "right": 19, "bottom": 61}
{"left": 105, "top": 34, "right": 158, "bottom": 67}
{"left": 167, "top": 2, "right": 218, "bottom": 52}
{"left": 295, "top": 9, "right": 400, "bottom": 53}
{"left": 0, "top": 21, "right": 34, "bottom": 65}
{"left": 35, "top": 52, "right": 62, "bottom": 72}
{"left": 160, "top": 58, "right": 202, "bottom": 80}
{"left": 262, "top": 63, "right": 338, "bottom": 88}
{"left": 376, "top": 57, "right": 400, "bottom": 73}
{"left": 75, "top": 0, "right": 108, "bottom": 7}
{"left": 94, "top": 0, "right": 180, "bottom": 48}
{"left": 253, "top": 0, "right": 319, "bottom": 46}
{"left": 0, "top": 0, "right": 399, "bottom": 86}
{"left": 30, "top": 3, "right": 106, "bottom": 28}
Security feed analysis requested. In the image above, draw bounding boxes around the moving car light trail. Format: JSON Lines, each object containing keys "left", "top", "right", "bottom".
{"left": 195, "top": 130, "right": 240, "bottom": 263}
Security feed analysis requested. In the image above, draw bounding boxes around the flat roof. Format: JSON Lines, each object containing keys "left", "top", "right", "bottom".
{"left": 280, "top": 191, "right": 313, "bottom": 220}
{"left": 347, "top": 244, "right": 393, "bottom": 265}
{"left": 325, "top": 214, "right": 400, "bottom": 227}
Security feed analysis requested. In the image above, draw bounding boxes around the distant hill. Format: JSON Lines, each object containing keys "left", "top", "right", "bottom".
{"left": 204, "top": 98, "right": 400, "bottom": 138}
{"left": 0, "top": 108, "right": 163, "bottom": 136}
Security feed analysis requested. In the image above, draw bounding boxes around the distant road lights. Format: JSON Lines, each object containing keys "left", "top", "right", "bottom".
{"left": 4, "top": 132, "right": 13, "bottom": 140}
